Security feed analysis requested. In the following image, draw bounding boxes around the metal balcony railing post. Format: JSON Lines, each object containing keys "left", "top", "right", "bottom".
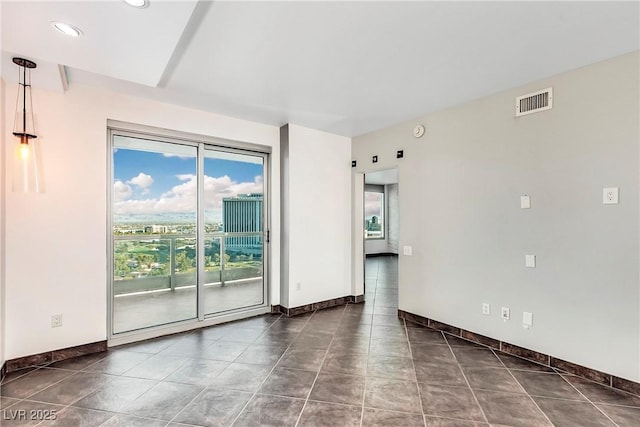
{"left": 220, "top": 236, "right": 226, "bottom": 287}
{"left": 170, "top": 237, "right": 176, "bottom": 291}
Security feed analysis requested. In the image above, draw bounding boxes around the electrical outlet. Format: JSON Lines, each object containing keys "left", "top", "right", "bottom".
{"left": 403, "top": 246, "right": 412, "bottom": 256}
{"left": 501, "top": 307, "right": 510, "bottom": 321}
{"left": 482, "top": 303, "right": 491, "bottom": 315}
{"left": 603, "top": 187, "right": 619, "bottom": 204}
{"left": 51, "top": 314, "right": 63, "bottom": 328}
{"left": 296, "top": 282, "right": 302, "bottom": 291}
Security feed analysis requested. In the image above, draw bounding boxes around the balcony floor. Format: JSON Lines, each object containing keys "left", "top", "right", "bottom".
{"left": 113, "top": 278, "right": 264, "bottom": 334}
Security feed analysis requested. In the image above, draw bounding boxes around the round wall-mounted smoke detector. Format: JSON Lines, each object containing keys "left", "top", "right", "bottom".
{"left": 413, "top": 124, "right": 425, "bottom": 138}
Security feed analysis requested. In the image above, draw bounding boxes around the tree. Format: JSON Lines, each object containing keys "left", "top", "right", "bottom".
{"left": 175, "top": 251, "right": 193, "bottom": 272}
{"left": 135, "top": 254, "right": 154, "bottom": 270}
{"left": 114, "top": 253, "right": 130, "bottom": 277}
{"left": 149, "top": 263, "right": 169, "bottom": 276}
{"left": 213, "top": 253, "right": 230, "bottom": 266}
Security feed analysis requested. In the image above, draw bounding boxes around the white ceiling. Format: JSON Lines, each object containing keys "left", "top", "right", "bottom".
{"left": 1, "top": 1, "right": 197, "bottom": 87}
{"left": 1, "top": 1, "right": 638, "bottom": 137}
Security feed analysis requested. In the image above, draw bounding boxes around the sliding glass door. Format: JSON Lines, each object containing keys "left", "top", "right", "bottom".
{"left": 109, "top": 127, "right": 268, "bottom": 336}
{"left": 203, "top": 150, "right": 266, "bottom": 316}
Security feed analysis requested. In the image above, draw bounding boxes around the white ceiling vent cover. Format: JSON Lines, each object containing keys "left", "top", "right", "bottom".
{"left": 516, "top": 87, "right": 553, "bottom": 117}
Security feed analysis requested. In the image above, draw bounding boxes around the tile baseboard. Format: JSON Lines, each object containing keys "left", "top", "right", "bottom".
{"left": 502, "top": 342, "right": 549, "bottom": 366}
{"left": 5, "top": 340, "right": 107, "bottom": 373}
{"left": 398, "top": 309, "right": 639, "bottom": 396}
{"left": 274, "top": 295, "right": 365, "bottom": 317}
{"left": 352, "top": 294, "right": 365, "bottom": 304}
{"left": 365, "top": 252, "right": 398, "bottom": 258}
{"left": 612, "top": 376, "right": 640, "bottom": 396}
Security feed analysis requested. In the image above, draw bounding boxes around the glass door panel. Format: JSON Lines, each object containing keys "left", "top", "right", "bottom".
{"left": 203, "top": 149, "right": 266, "bottom": 316}
{"left": 112, "top": 136, "right": 198, "bottom": 334}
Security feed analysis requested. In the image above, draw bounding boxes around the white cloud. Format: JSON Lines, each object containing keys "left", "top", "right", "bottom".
{"left": 163, "top": 153, "right": 193, "bottom": 160}
{"left": 113, "top": 181, "right": 133, "bottom": 202}
{"left": 114, "top": 174, "right": 263, "bottom": 215}
{"left": 365, "top": 192, "right": 383, "bottom": 218}
{"left": 127, "top": 173, "right": 154, "bottom": 191}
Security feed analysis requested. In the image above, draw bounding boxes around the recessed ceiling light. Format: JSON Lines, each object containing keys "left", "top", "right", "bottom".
{"left": 124, "top": 0, "right": 148, "bottom": 8}
{"left": 50, "top": 21, "right": 83, "bottom": 37}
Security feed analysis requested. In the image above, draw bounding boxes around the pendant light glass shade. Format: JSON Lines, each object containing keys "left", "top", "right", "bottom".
{"left": 12, "top": 134, "right": 43, "bottom": 193}
{"left": 11, "top": 57, "right": 43, "bottom": 193}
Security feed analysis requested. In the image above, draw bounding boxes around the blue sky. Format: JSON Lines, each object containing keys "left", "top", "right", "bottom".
{"left": 114, "top": 149, "right": 262, "bottom": 199}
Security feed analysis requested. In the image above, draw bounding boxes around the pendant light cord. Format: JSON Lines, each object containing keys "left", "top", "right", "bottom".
{"left": 22, "top": 64, "right": 27, "bottom": 136}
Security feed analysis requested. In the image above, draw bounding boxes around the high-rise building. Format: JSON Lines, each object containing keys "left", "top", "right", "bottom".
{"left": 222, "top": 193, "right": 263, "bottom": 251}
{"left": 144, "top": 225, "right": 169, "bottom": 234}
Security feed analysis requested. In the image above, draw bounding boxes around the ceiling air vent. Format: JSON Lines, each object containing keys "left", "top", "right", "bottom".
{"left": 515, "top": 87, "right": 553, "bottom": 117}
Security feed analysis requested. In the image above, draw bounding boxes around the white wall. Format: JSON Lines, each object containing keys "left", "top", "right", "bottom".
{"left": 352, "top": 52, "right": 640, "bottom": 382}
{"left": 1, "top": 77, "right": 6, "bottom": 369}
{"left": 281, "top": 124, "right": 352, "bottom": 307}
{"left": 279, "top": 125, "right": 290, "bottom": 309}
{"left": 351, "top": 173, "right": 364, "bottom": 298}
{"left": 2, "top": 83, "right": 281, "bottom": 360}
{"left": 386, "top": 183, "right": 399, "bottom": 254}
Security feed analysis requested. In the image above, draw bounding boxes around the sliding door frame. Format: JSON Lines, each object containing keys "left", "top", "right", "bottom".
{"left": 107, "top": 120, "right": 271, "bottom": 346}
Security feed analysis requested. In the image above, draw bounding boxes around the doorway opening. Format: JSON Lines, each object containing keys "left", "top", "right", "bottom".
{"left": 363, "top": 168, "right": 399, "bottom": 312}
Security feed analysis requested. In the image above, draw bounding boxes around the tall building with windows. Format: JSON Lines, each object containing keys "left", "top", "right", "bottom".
{"left": 222, "top": 193, "right": 263, "bottom": 251}
{"left": 143, "top": 225, "right": 169, "bottom": 234}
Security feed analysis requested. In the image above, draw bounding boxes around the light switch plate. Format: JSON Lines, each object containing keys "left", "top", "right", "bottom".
{"left": 403, "top": 246, "right": 412, "bottom": 256}
{"left": 525, "top": 254, "right": 536, "bottom": 268}
{"left": 520, "top": 195, "right": 531, "bottom": 209}
{"left": 603, "top": 187, "right": 619, "bottom": 204}
{"left": 523, "top": 311, "right": 533, "bottom": 329}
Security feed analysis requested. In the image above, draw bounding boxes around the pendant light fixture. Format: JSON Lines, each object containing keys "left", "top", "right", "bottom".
{"left": 12, "top": 57, "right": 43, "bottom": 193}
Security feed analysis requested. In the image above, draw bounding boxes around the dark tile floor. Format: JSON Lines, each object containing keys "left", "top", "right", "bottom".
{"left": 1, "top": 256, "right": 639, "bottom": 426}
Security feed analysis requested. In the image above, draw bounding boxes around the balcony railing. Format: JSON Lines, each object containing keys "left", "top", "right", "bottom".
{"left": 113, "top": 232, "right": 263, "bottom": 296}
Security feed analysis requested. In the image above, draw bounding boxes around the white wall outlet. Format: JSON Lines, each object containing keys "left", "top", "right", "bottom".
{"left": 482, "top": 303, "right": 491, "bottom": 315}
{"left": 523, "top": 311, "right": 533, "bottom": 329}
{"left": 51, "top": 314, "right": 63, "bottom": 328}
{"left": 501, "top": 307, "right": 510, "bottom": 321}
{"left": 296, "top": 282, "right": 302, "bottom": 291}
{"left": 525, "top": 254, "right": 536, "bottom": 268}
{"left": 403, "top": 246, "right": 412, "bottom": 256}
{"left": 520, "top": 195, "right": 531, "bottom": 209}
{"left": 603, "top": 187, "right": 619, "bottom": 204}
